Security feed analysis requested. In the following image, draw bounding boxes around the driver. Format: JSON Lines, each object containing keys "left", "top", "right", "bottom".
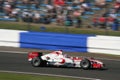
{"left": 52, "top": 50, "right": 63, "bottom": 55}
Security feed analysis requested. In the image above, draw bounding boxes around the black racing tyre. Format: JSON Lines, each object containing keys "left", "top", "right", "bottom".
{"left": 80, "top": 58, "right": 91, "bottom": 70}
{"left": 31, "top": 57, "right": 41, "bottom": 67}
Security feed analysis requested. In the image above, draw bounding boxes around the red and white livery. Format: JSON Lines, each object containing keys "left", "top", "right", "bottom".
{"left": 28, "top": 50, "right": 106, "bottom": 70}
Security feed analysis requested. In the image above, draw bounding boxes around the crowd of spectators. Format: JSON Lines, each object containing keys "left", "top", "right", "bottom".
{"left": 19, "top": 0, "right": 94, "bottom": 28}
{"left": 92, "top": 0, "right": 120, "bottom": 30}
{"left": 0, "top": 0, "right": 120, "bottom": 30}
{"left": 0, "top": 0, "right": 92, "bottom": 27}
{"left": 0, "top": 0, "right": 41, "bottom": 20}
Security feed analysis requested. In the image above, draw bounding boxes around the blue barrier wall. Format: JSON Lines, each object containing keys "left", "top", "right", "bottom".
{"left": 20, "top": 32, "right": 95, "bottom": 52}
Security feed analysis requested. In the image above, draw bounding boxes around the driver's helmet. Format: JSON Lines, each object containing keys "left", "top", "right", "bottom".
{"left": 55, "top": 50, "right": 63, "bottom": 55}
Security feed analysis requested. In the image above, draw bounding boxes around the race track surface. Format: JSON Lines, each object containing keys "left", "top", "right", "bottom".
{"left": 0, "top": 52, "right": 120, "bottom": 80}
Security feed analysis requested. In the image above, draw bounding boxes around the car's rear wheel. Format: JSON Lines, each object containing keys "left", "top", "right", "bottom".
{"left": 31, "top": 57, "right": 41, "bottom": 67}
{"left": 31, "top": 52, "right": 47, "bottom": 67}
{"left": 80, "top": 58, "right": 91, "bottom": 69}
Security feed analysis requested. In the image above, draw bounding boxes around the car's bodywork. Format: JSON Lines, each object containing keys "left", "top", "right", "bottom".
{"left": 28, "top": 50, "right": 106, "bottom": 69}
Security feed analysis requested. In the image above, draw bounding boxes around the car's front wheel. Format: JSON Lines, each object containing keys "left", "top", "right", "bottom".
{"left": 80, "top": 58, "right": 91, "bottom": 70}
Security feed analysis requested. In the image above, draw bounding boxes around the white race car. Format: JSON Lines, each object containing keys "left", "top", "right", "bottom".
{"left": 28, "top": 50, "right": 106, "bottom": 69}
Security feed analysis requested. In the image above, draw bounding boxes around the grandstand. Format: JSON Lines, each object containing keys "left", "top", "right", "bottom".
{"left": 0, "top": 0, "right": 119, "bottom": 31}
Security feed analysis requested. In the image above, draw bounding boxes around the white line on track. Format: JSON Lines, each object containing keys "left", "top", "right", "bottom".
{"left": 0, "top": 50, "right": 120, "bottom": 61}
{"left": 0, "top": 70, "right": 101, "bottom": 80}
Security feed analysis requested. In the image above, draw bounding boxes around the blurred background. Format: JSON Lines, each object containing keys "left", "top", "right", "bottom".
{"left": 0, "top": 0, "right": 120, "bottom": 36}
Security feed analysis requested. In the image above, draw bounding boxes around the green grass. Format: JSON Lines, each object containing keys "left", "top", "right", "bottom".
{"left": 0, "top": 21, "right": 120, "bottom": 36}
{"left": 0, "top": 72, "right": 81, "bottom": 80}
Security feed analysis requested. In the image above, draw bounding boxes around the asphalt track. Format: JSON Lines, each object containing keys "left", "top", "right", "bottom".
{"left": 0, "top": 51, "right": 120, "bottom": 80}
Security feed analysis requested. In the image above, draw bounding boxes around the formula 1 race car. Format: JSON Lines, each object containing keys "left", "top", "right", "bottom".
{"left": 28, "top": 50, "right": 106, "bottom": 70}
